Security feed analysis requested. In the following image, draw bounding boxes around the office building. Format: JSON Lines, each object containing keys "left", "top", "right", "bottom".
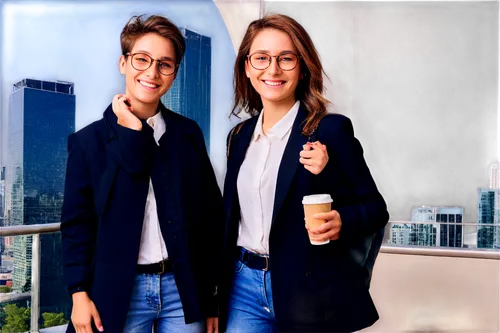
{"left": 477, "top": 188, "right": 500, "bottom": 249}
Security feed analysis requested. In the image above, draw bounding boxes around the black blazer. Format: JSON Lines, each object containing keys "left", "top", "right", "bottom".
{"left": 220, "top": 105, "right": 389, "bottom": 332}
{"left": 61, "top": 103, "right": 224, "bottom": 333}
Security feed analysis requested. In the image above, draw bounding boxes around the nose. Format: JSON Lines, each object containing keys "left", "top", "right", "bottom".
{"left": 145, "top": 61, "right": 160, "bottom": 78}
{"left": 267, "top": 56, "right": 281, "bottom": 75}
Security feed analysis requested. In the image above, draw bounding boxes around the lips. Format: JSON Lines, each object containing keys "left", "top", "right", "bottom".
{"left": 139, "top": 80, "right": 160, "bottom": 89}
{"left": 263, "top": 80, "right": 285, "bottom": 86}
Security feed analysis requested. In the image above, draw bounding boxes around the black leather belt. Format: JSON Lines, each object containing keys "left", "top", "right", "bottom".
{"left": 237, "top": 246, "right": 270, "bottom": 271}
{"left": 137, "top": 258, "right": 172, "bottom": 274}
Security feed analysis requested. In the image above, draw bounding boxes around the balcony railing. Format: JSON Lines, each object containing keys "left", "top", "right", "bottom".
{"left": 0, "top": 221, "right": 500, "bottom": 332}
{"left": 1, "top": 223, "right": 61, "bottom": 333}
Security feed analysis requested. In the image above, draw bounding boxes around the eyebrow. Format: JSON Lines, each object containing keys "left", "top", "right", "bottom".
{"left": 133, "top": 50, "right": 175, "bottom": 61}
{"left": 252, "top": 50, "right": 296, "bottom": 55}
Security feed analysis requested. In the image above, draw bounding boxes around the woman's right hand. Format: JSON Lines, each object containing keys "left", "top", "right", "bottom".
{"left": 112, "top": 94, "right": 142, "bottom": 131}
{"left": 299, "top": 141, "right": 328, "bottom": 175}
{"left": 71, "top": 292, "right": 104, "bottom": 333}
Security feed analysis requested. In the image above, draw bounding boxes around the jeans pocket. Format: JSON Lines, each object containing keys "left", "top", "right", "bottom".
{"left": 234, "top": 260, "right": 245, "bottom": 275}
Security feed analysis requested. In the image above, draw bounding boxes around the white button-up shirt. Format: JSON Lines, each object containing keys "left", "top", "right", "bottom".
{"left": 236, "top": 101, "right": 300, "bottom": 254}
{"left": 137, "top": 111, "right": 169, "bottom": 264}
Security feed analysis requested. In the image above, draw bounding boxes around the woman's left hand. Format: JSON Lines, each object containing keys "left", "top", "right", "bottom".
{"left": 299, "top": 141, "right": 328, "bottom": 175}
{"left": 206, "top": 317, "right": 218, "bottom": 333}
{"left": 306, "top": 210, "right": 342, "bottom": 242}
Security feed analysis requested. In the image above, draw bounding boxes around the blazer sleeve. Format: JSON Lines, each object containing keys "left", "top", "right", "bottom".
{"left": 191, "top": 124, "right": 225, "bottom": 317}
{"left": 60, "top": 133, "right": 98, "bottom": 295}
{"left": 317, "top": 115, "right": 389, "bottom": 243}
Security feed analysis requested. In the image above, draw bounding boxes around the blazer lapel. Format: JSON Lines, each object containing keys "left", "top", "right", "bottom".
{"left": 271, "top": 105, "right": 309, "bottom": 224}
{"left": 225, "top": 117, "right": 258, "bottom": 225}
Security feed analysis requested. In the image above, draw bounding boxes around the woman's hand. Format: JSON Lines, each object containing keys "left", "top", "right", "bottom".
{"left": 299, "top": 141, "right": 328, "bottom": 175}
{"left": 206, "top": 317, "right": 218, "bottom": 333}
{"left": 71, "top": 292, "right": 103, "bottom": 333}
{"left": 112, "top": 94, "right": 142, "bottom": 131}
{"left": 306, "top": 210, "right": 342, "bottom": 242}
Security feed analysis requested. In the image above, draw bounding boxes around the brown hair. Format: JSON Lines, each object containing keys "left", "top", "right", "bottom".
{"left": 120, "top": 15, "right": 186, "bottom": 66}
{"left": 231, "top": 14, "right": 330, "bottom": 136}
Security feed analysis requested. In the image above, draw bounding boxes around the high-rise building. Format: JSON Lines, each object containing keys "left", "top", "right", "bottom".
{"left": 0, "top": 167, "right": 5, "bottom": 253}
{"left": 390, "top": 206, "right": 464, "bottom": 247}
{"left": 489, "top": 163, "right": 500, "bottom": 189}
{"left": 477, "top": 188, "right": 500, "bottom": 249}
{"left": 409, "top": 207, "right": 438, "bottom": 246}
{"left": 436, "top": 207, "right": 463, "bottom": 248}
{"left": 6, "top": 78, "right": 74, "bottom": 316}
{"left": 388, "top": 223, "right": 411, "bottom": 245}
{"left": 161, "top": 28, "right": 211, "bottom": 150}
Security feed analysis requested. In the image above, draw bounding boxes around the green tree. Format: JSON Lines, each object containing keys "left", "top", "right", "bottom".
{"left": 0, "top": 306, "right": 7, "bottom": 328}
{"left": 41, "top": 312, "right": 68, "bottom": 328}
{"left": 2, "top": 304, "right": 30, "bottom": 333}
{"left": 0, "top": 286, "right": 12, "bottom": 293}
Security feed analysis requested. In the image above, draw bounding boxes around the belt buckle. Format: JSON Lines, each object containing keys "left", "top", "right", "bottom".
{"left": 263, "top": 256, "right": 269, "bottom": 271}
{"left": 159, "top": 260, "right": 165, "bottom": 274}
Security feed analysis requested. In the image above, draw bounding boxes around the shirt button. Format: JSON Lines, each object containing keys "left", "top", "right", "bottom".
{"left": 167, "top": 220, "right": 172, "bottom": 224}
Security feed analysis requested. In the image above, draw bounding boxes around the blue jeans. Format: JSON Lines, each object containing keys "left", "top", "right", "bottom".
{"left": 122, "top": 272, "right": 205, "bottom": 333}
{"left": 226, "top": 259, "right": 279, "bottom": 333}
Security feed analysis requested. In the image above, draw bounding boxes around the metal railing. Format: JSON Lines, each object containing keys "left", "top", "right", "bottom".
{"left": 0, "top": 223, "right": 61, "bottom": 333}
{"left": 0, "top": 221, "right": 499, "bottom": 332}
{"left": 380, "top": 244, "right": 500, "bottom": 259}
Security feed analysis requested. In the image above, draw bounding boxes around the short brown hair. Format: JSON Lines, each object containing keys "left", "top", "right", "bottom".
{"left": 120, "top": 15, "right": 186, "bottom": 65}
{"left": 232, "top": 14, "right": 330, "bottom": 136}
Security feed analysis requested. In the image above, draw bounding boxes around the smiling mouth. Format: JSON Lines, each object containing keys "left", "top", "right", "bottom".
{"left": 139, "top": 80, "right": 160, "bottom": 89}
{"left": 263, "top": 80, "right": 285, "bottom": 86}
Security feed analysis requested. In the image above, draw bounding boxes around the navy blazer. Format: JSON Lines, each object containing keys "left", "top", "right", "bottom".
{"left": 220, "top": 105, "right": 389, "bottom": 332}
{"left": 61, "top": 103, "right": 224, "bottom": 333}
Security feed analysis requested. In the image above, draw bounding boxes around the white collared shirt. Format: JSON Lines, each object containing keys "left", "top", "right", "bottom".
{"left": 137, "top": 111, "right": 169, "bottom": 264}
{"left": 236, "top": 101, "right": 300, "bottom": 254}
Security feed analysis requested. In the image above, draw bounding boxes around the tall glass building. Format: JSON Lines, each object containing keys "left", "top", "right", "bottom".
{"left": 6, "top": 78, "right": 74, "bottom": 316}
{"left": 161, "top": 28, "right": 211, "bottom": 150}
{"left": 477, "top": 188, "right": 500, "bottom": 249}
{"left": 389, "top": 206, "right": 464, "bottom": 247}
{"left": 0, "top": 167, "right": 5, "bottom": 254}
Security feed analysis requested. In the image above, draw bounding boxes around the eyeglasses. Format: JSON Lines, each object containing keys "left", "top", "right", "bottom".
{"left": 247, "top": 52, "right": 300, "bottom": 71}
{"left": 126, "top": 52, "right": 178, "bottom": 76}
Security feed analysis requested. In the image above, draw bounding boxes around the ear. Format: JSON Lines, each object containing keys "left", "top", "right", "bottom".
{"left": 244, "top": 60, "right": 250, "bottom": 78}
{"left": 119, "top": 55, "right": 127, "bottom": 75}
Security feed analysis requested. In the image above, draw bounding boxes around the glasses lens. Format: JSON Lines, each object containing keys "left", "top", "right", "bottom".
{"left": 250, "top": 53, "right": 271, "bottom": 70}
{"left": 158, "top": 60, "right": 176, "bottom": 76}
{"left": 277, "top": 54, "right": 298, "bottom": 71}
{"left": 131, "top": 53, "right": 152, "bottom": 71}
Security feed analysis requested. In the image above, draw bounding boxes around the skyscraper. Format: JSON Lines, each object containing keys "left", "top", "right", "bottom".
{"left": 161, "top": 28, "right": 211, "bottom": 150}
{"left": 388, "top": 223, "right": 411, "bottom": 245}
{"left": 0, "top": 167, "right": 5, "bottom": 254}
{"left": 6, "top": 78, "right": 74, "bottom": 315}
{"left": 477, "top": 188, "right": 500, "bottom": 249}
{"left": 389, "top": 206, "right": 464, "bottom": 247}
{"left": 409, "top": 207, "right": 438, "bottom": 246}
{"left": 489, "top": 163, "right": 500, "bottom": 189}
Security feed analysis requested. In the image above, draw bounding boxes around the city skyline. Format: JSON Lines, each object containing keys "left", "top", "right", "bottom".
{"left": 388, "top": 164, "right": 500, "bottom": 250}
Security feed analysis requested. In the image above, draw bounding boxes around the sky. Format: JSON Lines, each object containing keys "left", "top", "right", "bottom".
{"left": 0, "top": 0, "right": 236, "bottom": 185}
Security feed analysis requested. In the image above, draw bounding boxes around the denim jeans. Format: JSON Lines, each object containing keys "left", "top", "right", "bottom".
{"left": 122, "top": 272, "right": 205, "bottom": 333}
{"left": 226, "top": 258, "right": 279, "bottom": 333}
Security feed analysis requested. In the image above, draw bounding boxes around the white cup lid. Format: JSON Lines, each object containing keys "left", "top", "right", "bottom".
{"left": 302, "top": 194, "right": 333, "bottom": 205}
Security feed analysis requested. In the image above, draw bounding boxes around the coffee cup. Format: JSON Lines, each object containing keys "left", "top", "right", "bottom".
{"left": 302, "top": 194, "right": 333, "bottom": 245}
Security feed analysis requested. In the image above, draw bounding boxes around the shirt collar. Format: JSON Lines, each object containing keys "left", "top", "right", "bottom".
{"left": 252, "top": 100, "right": 300, "bottom": 142}
{"left": 146, "top": 112, "right": 165, "bottom": 132}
